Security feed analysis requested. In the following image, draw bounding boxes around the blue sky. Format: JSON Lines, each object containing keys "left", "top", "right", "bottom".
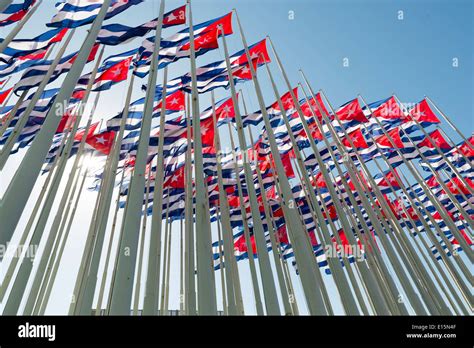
{"left": 0, "top": 0, "right": 472, "bottom": 315}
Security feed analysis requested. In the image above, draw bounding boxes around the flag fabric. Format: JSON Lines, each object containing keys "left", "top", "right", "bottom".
{"left": 78, "top": 55, "right": 133, "bottom": 91}
{"left": 134, "top": 12, "right": 233, "bottom": 77}
{"left": 47, "top": 0, "right": 144, "bottom": 28}
{"left": 0, "top": 49, "right": 48, "bottom": 79}
{"left": 13, "top": 43, "right": 99, "bottom": 93}
{"left": 97, "top": 4, "right": 186, "bottom": 45}
{"left": 0, "top": 0, "right": 35, "bottom": 27}
{"left": 0, "top": 28, "right": 67, "bottom": 63}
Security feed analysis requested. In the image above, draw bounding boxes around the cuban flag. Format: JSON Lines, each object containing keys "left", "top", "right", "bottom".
{"left": 0, "top": 0, "right": 35, "bottom": 27}
{"left": 176, "top": 38, "right": 270, "bottom": 94}
{"left": 13, "top": 43, "right": 99, "bottom": 93}
{"left": 0, "top": 49, "right": 48, "bottom": 79}
{"left": 47, "top": 0, "right": 144, "bottom": 28}
{"left": 133, "top": 12, "right": 233, "bottom": 77}
{"left": 97, "top": 4, "right": 186, "bottom": 46}
{"left": 363, "top": 96, "right": 405, "bottom": 135}
{"left": 401, "top": 98, "right": 440, "bottom": 133}
{"left": 78, "top": 55, "right": 133, "bottom": 91}
{"left": 0, "top": 28, "right": 67, "bottom": 64}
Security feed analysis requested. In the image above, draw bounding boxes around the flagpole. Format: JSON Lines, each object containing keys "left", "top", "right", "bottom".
{"left": 245, "top": 126, "right": 294, "bottom": 315}
{"left": 393, "top": 94, "right": 473, "bottom": 198}
{"left": 159, "top": 190, "right": 171, "bottom": 314}
{"left": 132, "top": 165, "right": 153, "bottom": 315}
{"left": 219, "top": 30, "right": 281, "bottom": 316}
{"left": 35, "top": 154, "right": 92, "bottom": 314}
{"left": 0, "top": 0, "right": 112, "bottom": 249}
{"left": 0, "top": 31, "right": 76, "bottom": 170}
{"left": 183, "top": 93, "right": 196, "bottom": 315}
{"left": 21, "top": 48, "right": 105, "bottom": 315}
{"left": 236, "top": 12, "right": 338, "bottom": 314}
{"left": 240, "top": 90, "right": 301, "bottom": 315}
{"left": 358, "top": 93, "right": 474, "bottom": 257}
{"left": 94, "top": 165, "right": 126, "bottom": 314}
{"left": 261, "top": 61, "right": 362, "bottom": 315}
{"left": 425, "top": 96, "right": 473, "bottom": 150}
{"left": 0, "top": 125, "right": 68, "bottom": 302}
{"left": 312, "top": 86, "right": 450, "bottom": 314}
{"left": 187, "top": 0, "right": 218, "bottom": 315}
{"left": 179, "top": 214, "right": 185, "bottom": 315}
{"left": 265, "top": 36, "right": 395, "bottom": 314}
{"left": 210, "top": 90, "right": 241, "bottom": 315}
{"left": 0, "top": 0, "right": 42, "bottom": 54}
{"left": 215, "top": 206, "right": 228, "bottom": 314}
{"left": 0, "top": 1, "right": 13, "bottom": 13}
{"left": 347, "top": 92, "right": 473, "bottom": 290}
{"left": 143, "top": 65, "right": 168, "bottom": 315}
{"left": 3, "top": 65, "right": 104, "bottom": 315}
{"left": 298, "top": 78, "right": 428, "bottom": 314}
{"left": 370, "top": 157, "right": 469, "bottom": 314}
{"left": 108, "top": 0, "right": 165, "bottom": 315}
{"left": 225, "top": 119, "right": 264, "bottom": 315}
{"left": 74, "top": 68, "right": 137, "bottom": 315}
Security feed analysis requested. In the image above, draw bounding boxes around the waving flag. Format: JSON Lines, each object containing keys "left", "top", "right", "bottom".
{"left": 0, "top": 87, "right": 13, "bottom": 104}
{"left": 78, "top": 56, "right": 132, "bottom": 91}
{"left": 174, "top": 39, "right": 270, "bottom": 94}
{"left": 14, "top": 43, "right": 99, "bottom": 93}
{"left": 47, "top": 0, "right": 144, "bottom": 28}
{"left": 402, "top": 98, "right": 440, "bottom": 132}
{"left": 134, "top": 12, "right": 233, "bottom": 77}
{"left": 0, "top": 28, "right": 67, "bottom": 64}
{"left": 0, "top": 0, "right": 35, "bottom": 27}
{"left": 0, "top": 49, "right": 48, "bottom": 79}
{"left": 364, "top": 96, "right": 404, "bottom": 135}
{"left": 97, "top": 4, "right": 186, "bottom": 45}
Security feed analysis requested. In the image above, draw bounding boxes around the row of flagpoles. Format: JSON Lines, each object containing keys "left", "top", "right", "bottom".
{"left": 0, "top": 0, "right": 472, "bottom": 315}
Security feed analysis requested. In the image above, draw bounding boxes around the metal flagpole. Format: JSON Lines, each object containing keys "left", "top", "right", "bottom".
{"left": 0, "top": 0, "right": 42, "bottom": 54}
{"left": 425, "top": 95, "right": 474, "bottom": 150}
{"left": 265, "top": 34, "right": 392, "bottom": 314}
{"left": 358, "top": 94, "right": 474, "bottom": 259}
{"left": 0, "top": 90, "right": 27, "bottom": 138}
{"left": 370, "top": 157, "right": 469, "bottom": 314}
{"left": 0, "top": 31, "right": 76, "bottom": 170}
{"left": 210, "top": 90, "right": 241, "bottom": 315}
{"left": 245, "top": 125, "right": 293, "bottom": 315}
{"left": 296, "top": 68, "right": 429, "bottom": 314}
{"left": 3, "top": 68, "right": 104, "bottom": 315}
{"left": 179, "top": 214, "right": 185, "bottom": 314}
{"left": 394, "top": 96, "right": 474, "bottom": 202}
{"left": 219, "top": 29, "right": 281, "bottom": 315}
{"left": 261, "top": 61, "right": 360, "bottom": 315}
{"left": 21, "top": 49, "right": 106, "bottom": 315}
{"left": 225, "top": 119, "right": 264, "bottom": 315}
{"left": 187, "top": 0, "right": 217, "bottom": 315}
{"left": 0, "top": 0, "right": 112, "bottom": 248}
{"left": 313, "top": 87, "right": 449, "bottom": 314}
{"left": 36, "top": 154, "right": 92, "bottom": 315}
{"left": 215, "top": 207, "right": 228, "bottom": 314}
{"left": 159, "top": 190, "right": 171, "bottom": 314}
{"left": 0, "top": 133, "right": 63, "bottom": 301}
{"left": 0, "top": 42, "right": 55, "bottom": 137}
{"left": 108, "top": 0, "right": 165, "bottom": 315}
{"left": 282, "top": 71, "right": 396, "bottom": 314}
{"left": 74, "top": 68, "right": 137, "bottom": 315}
{"left": 0, "top": 1, "right": 13, "bottom": 13}
{"left": 346, "top": 92, "right": 473, "bottom": 292}
{"left": 234, "top": 12, "right": 331, "bottom": 314}
{"left": 94, "top": 165, "right": 126, "bottom": 314}
{"left": 164, "top": 216, "right": 173, "bottom": 313}
{"left": 183, "top": 93, "right": 196, "bottom": 315}
{"left": 132, "top": 165, "right": 153, "bottom": 315}
{"left": 143, "top": 66, "right": 168, "bottom": 315}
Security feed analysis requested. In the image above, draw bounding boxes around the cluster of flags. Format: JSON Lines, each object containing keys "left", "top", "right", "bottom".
{"left": 0, "top": 0, "right": 472, "bottom": 317}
